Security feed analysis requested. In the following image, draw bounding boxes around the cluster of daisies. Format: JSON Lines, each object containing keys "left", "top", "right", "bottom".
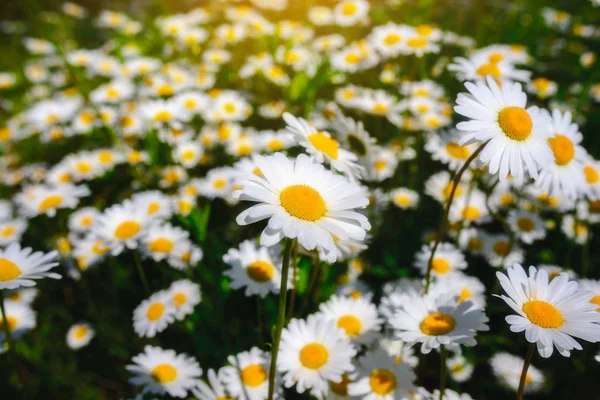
{"left": 0, "top": 1, "right": 600, "bottom": 399}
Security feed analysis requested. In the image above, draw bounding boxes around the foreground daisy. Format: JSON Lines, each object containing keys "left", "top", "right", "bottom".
{"left": 278, "top": 315, "right": 356, "bottom": 396}
{"left": 0, "top": 243, "right": 59, "bottom": 290}
{"left": 221, "top": 347, "right": 274, "bottom": 400}
{"left": 126, "top": 345, "right": 202, "bottom": 398}
{"left": 234, "top": 153, "right": 370, "bottom": 260}
{"left": 496, "top": 264, "right": 600, "bottom": 357}
{"left": 318, "top": 295, "right": 382, "bottom": 344}
{"left": 66, "top": 322, "right": 95, "bottom": 350}
{"left": 455, "top": 76, "right": 553, "bottom": 183}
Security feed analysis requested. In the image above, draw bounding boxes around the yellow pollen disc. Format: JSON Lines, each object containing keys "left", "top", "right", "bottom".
{"left": 153, "top": 111, "right": 172, "bottom": 122}
{"left": 420, "top": 312, "right": 456, "bottom": 335}
{"left": 98, "top": 151, "right": 113, "bottom": 164}
{"left": 584, "top": 166, "right": 599, "bottom": 184}
{"left": 252, "top": 167, "right": 263, "bottom": 176}
{"left": 80, "top": 216, "right": 93, "bottom": 227}
{"left": 416, "top": 24, "right": 434, "bottom": 36}
{"left": 407, "top": 37, "right": 427, "bottom": 48}
{"left": 349, "top": 290, "right": 361, "bottom": 299}
{"left": 120, "top": 115, "right": 134, "bottom": 128}
{"left": 431, "top": 258, "right": 451, "bottom": 274}
{"left": 241, "top": 364, "right": 267, "bottom": 387}
{"left": 114, "top": 220, "right": 141, "bottom": 240}
{"left": 223, "top": 102, "right": 236, "bottom": 114}
{"left": 151, "top": 363, "right": 177, "bottom": 383}
{"left": 517, "top": 217, "right": 535, "bottom": 232}
{"left": 488, "top": 53, "right": 504, "bottom": 63}
{"left": 500, "top": 193, "right": 514, "bottom": 206}
{"left": 76, "top": 162, "right": 92, "bottom": 174}
{"left": 184, "top": 99, "right": 197, "bottom": 110}
{"left": 308, "top": 132, "right": 339, "bottom": 160}
{"left": 181, "top": 251, "right": 191, "bottom": 263}
{"left": 498, "top": 107, "right": 533, "bottom": 141}
{"left": 246, "top": 261, "right": 274, "bottom": 282}
{"left": 547, "top": 134, "right": 575, "bottom": 166}
{"left": 345, "top": 53, "right": 361, "bottom": 65}
{"left": 330, "top": 374, "right": 352, "bottom": 396}
{"left": 147, "top": 202, "right": 161, "bottom": 215}
{"left": 1, "top": 226, "right": 15, "bottom": 237}
{"left": 468, "top": 238, "right": 483, "bottom": 250}
{"left": 146, "top": 302, "right": 165, "bottom": 321}
{"left": 238, "top": 144, "right": 252, "bottom": 156}
{"left": 213, "top": 178, "right": 227, "bottom": 189}
{"left": 280, "top": 185, "right": 327, "bottom": 221}
{"left": 462, "top": 206, "right": 481, "bottom": 220}
{"left": 374, "top": 160, "right": 387, "bottom": 171}
{"left": 0, "top": 258, "right": 21, "bottom": 282}
{"left": 57, "top": 238, "right": 71, "bottom": 253}
{"left": 369, "top": 369, "right": 397, "bottom": 395}
{"left": 92, "top": 240, "right": 109, "bottom": 255}
{"left": 533, "top": 77, "right": 551, "bottom": 92}
{"left": 522, "top": 300, "right": 563, "bottom": 328}
{"left": 337, "top": 315, "right": 362, "bottom": 337}
{"left": 446, "top": 142, "right": 471, "bottom": 159}
{"left": 575, "top": 222, "right": 587, "bottom": 236}
{"left": 442, "top": 182, "right": 462, "bottom": 199}
{"left": 457, "top": 288, "right": 472, "bottom": 303}
{"left": 267, "top": 139, "right": 283, "bottom": 151}
{"left": 394, "top": 195, "right": 411, "bottom": 207}
{"left": 384, "top": 33, "right": 401, "bottom": 46}
{"left": 476, "top": 63, "right": 501, "bottom": 78}
{"left": 39, "top": 195, "right": 63, "bottom": 212}
{"left": 372, "top": 103, "right": 389, "bottom": 114}
{"left": 46, "top": 114, "right": 59, "bottom": 124}
{"left": 181, "top": 149, "right": 196, "bottom": 161}
{"left": 590, "top": 200, "right": 600, "bottom": 213}
{"left": 157, "top": 84, "right": 173, "bottom": 97}
{"left": 342, "top": 2, "right": 358, "bottom": 15}
{"left": 106, "top": 87, "right": 119, "bottom": 99}
{"left": 589, "top": 295, "right": 600, "bottom": 311}
{"left": 0, "top": 316, "right": 17, "bottom": 332}
{"left": 149, "top": 238, "right": 174, "bottom": 253}
{"left": 74, "top": 326, "right": 88, "bottom": 339}
{"left": 173, "top": 292, "right": 187, "bottom": 307}
{"left": 299, "top": 343, "right": 329, "bottom": 370}
{"left": 493, "top": 241, "right": 510, "bottom": 256}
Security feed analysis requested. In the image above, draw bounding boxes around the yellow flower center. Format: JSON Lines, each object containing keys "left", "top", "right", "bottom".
{"left": 74, "top": 326, "right": 88, "bottom": 339}
{"left": 92, "top": 240, "right": 109, "bottom": 255}
{"left": 384, "top": 33, "right": 401, "bottom": 46}
{"left": 342, "top": 2, "right": 358, "bottom": 16}
{"left": 493, "top": 240, "right": 510, "bottom": 256}
{"left": 151, "top": 363, "right": 177, "bottom": 383}
{"left": 280, "top": 185, "right": 327, "bottom": 221}
{"left": 337, "top": 315, "right": 362, "bottom": 337}
{"left": 39, "top": 195, "right": 63, "bottom": 212}
{"left": 369, "top": 369, "right": 397, "bottom": 395}
{"left": 442, "top": 182, "right": 462, "bottom": 199}
{"left": 476, "top": 63, "right": 501, "bottom": 78}
{"left": 468, "top": 237, "right": 483, "bottom": 250}
{"left": 431, "top": 258, "right": 451, "bottom": 274}
{"left": 1, "top": 226, "right": 15, "bottom": 237}
{"left": 522, "top": 300, "right": 563, "bottom": 328}
{"left": 157, "top": 84, "right": 173, "bottom": 97}
{"left": 420, "top": 312, "right": 456, "bottom": 335}
{"left": 394, "top": 195, "right": 411, "bottom": 207}
{"left": 457, "top": 288, "right": 472, "bottom": 303}
{"left": 246, "top": 261, "right": 274, "bottom": 282}
{"left": 181, "top": 149, "right": 196, "bottom": 161}
{"left": 0, "top": 258, "right": 21, "bottom": 282}
{"left": 462, "top": 206, "right": 481, "bottom": 220}
{"left": 330, "top": 374, "right": 352, "bottom": 396}
{"left": 345, "top": 53, "right": 361, "bottom": 65}
{"left": 0, "top": 316, "right": 17, "bottom": 331}
{"left": 153, "top": 111, "right": 172, "bottom": 122}
{"left": 173, "top": 292, "right": 187, "bottom": 307}
{"left": 416, "top": 24, "right": 434, "bottom": 36}
{"left": 223, "top": 102, "right": 236, "bottom": 114}
{"left": 146, "top": 302, "right": 165, "bottom": 321}
{"left": 407, "top": 37, "right": 427, "bottom": 49}
{"left": 517, "top": 217, "right": 535, "bottom": 232}
{"left": 372, "top": 103, "right": 389, "bottom": 114}
{"left": 445, "top": 142, "right": 470, "bottom": 159}
{"left": 213, "top": 178, "right": 227, "bottom": 189}
{"left": 241, "top": 364, "right": 267, "bottom": 387}
{"left": 498, "top": 107, "right": 533, "bottom": 141}
{"left": 149, "top": 238, "right": 174, "bottom": 253}
{"left": 533, "top": 77, "right": 551, "bottom": 92}
{"left": 299, "top": 343, "right": 329, "bottom": 369}
{"left": 308, "top": 132, "right": 339, "bottom": 160}
{"left": 267, "top": 139, "right": 283, "bottom": 151}
{"left": 147, "top": 202, "right": 161, "bottom": 215}
{"left": 374, "top": 159, "right": 387, "bottom": 171}
{"left": 589, "top": 295, "right": 600, "bottom": 311}
{"left": 349, "top": 290, "right": 361, "bottom": 299}
{"left": 114, "top": 220, "right": 141, "bottom": 240}
{"left": 547, "top": 134, "right": 575, "bottom": 166}
{"left": 488, "top": 52, "right": 504, "bottom": 63}
{"left": 584, "top": 166, "right": 599, "bottom": 184}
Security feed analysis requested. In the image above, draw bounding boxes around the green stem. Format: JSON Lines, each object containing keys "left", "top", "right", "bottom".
{"left": 0, "top": 290, "right": 14, "bottom": 351}
{"left": 286, "top": 241, "right": 299, "bottom": 321}
{"left": 133, "top": 251, "right": 150, "bottom": 295}
{"left": 267, "top": 238, "right": 295, "bottom": 400}
{"left": 424, "top": 141, "right": 488, "bottom": 293}
{"left": 439, "top": 346, "right": 448, "bottom": 400}
{"left": 517, "top": 343, "right": 535, "bottom": 400}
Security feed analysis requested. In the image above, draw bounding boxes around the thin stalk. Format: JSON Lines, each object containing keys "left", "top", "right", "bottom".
{"left": 299, "top": 252, "right": 320, "bottom": 315}
{"left": 439, "top": 346, "right": 448, "bottom": 400}
{"left": 517, "top": 343, "right": 535, "bottom": 400}
{"left": 267, "top": 238, "right": 295, "bottom": 400}
{"left": 424, "top": 141, "right": 488, "bottom": 293}
{"left": 0, "top": 290, "right": 15, "bottom": 352}
{"left": 286, "top": 241, "right": 299, "bottom": 320}
{"left": 133, "top": 251, "right": 150, "bottom": 295}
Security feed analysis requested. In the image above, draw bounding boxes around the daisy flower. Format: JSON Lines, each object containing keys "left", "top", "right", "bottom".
{"left": 221, "top": 347, "right": 274, "bottom": 400}
{"left": 68, "top": 207, "right": 100, "bottom": 234}
{"left": 448, "top": 190, "right": 489, "bottom": 224}
{"left": 490, "top": 352, "right": 545, "bottom": 393}
{"left": 424, "top": 171, "right": 468, "bottom": 204}
{"left": 482, "top": 234, "right": 524, "bottom": 268}
{"left": 507, "top": 210, "right": 547, "bottom": 244}
{"left": 447, "top": 353, "right": 473, "bottom": 382}
{"left": 192, "top": 369, "right": 230, "bottom": 400}
{"left": 0, "top": 302, "right": 36, "bottom": 341}
{"left": 429, "top": 273, "right": 487, "bottom": 308}
{"left": 414, "top": 243, "right": 467, "bottom": 279}
{"left": 133, "top": 290, "right": 177, "bottom": 338}
{"left": 561, "top": 214, "right": 589, "bottom": 245}
{"left": 141, "top": 223, "right": 189, "bottom": 262}
{"left": 390, "top": 293, "right": 489, "bottom": 354}
{"left": 167, "top": 280, "right": 202, "bottom": 320}
{"left": 496, "top": 264, "right": 600, "bottom": 357}
{"left": 424, "top": 130, "right": 478, "bottom": 170}
{"left": 581, "top": 158, "right": 600, "bottom": 199}
{"left": 127, "top": 345, "right": 202, "bottom": 398}
{"left": 318, "top": 295, "right": 382, "bottom": 344}
{"left": 93, "top": 201, "right": 149, "bottom": 255}
{"left": 388, "top": 188, "right": 419, "bottom": 210}
{"left": 167, "top": 242, "right": 203, "bottom": 271}
{"left": 457, "top": 228, "right": 485, "bottom": 255}
{"left": 278, "top": 315, "right": 356, "bottom": 396}
{"left": 334, "top": 0, "right": 370, "bottom": 27}
{"left": 365, "top": 147, "right": 399, "bottom": 182}
{"left": 455, "top": 76, "right": 553, "bottom": 184}
{"left": 66, "top": 322, "right": 95, "bottom": 350}
{"left": 131, "top": 191, "right": 173, "bottom": 221}
{"left": 16, "top": 183, "right": 90, "bottom": 218}
{"left": 378, "top": 337, "right": 419, "bottom": 368}
{"left": 223, "top": 240, "right": 287, "bottom": 298}
{"left": 234, "top": 153, "right": 370, "bottom": 261}
{"left": 0, "top": 243, "right": 59, "bottom": 290}
{"left": 0, "top": 218, "right": 27, "bottom": 246}
{"left": 347, "top": 350, "right": 416, "bottom": 400}
{"left": 5, "top": 288, "right": 38, "bottom": 305}
{"left": 283, "top": 112, "right": 362, "bottom": 179}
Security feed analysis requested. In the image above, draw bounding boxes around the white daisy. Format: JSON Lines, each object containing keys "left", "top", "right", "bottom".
{"left": 318, "top": 295, "right": 382, "bottom": 344}
{"left": 133, "top": 290, "right": 177, "bottom": 338}
{"left": 221, "top": 347, "right": 273, "bottom": 400}
{"left": 141, "top": 223, "right": 189, "bottom": 262}
{"left": 414, "top": 243, "right": 467, "bottom": 279}
{"left": 66, "top": 322, "right": 95, "bottom": 350}
{"left": 0, "top": 218, "right": 27, "bottom": 246}
{"left": 167, "top": 280, "right": 201, "bottom": 320}
{"left": 192, "top": 369, "right": 230, "bottom": 400}
{"left": 482, "top": 233, "right": 524, "bottom": 268}
{"left": 507, "top": 210, "right": 547, "bottom": 244}
{"left": 447, "top": 353, "right": 473, "bottom": 382}
{"left": 0, "top": 243, "right": 59, "bottom": 290}
{"left": 93, "top": 201, "right": 149, "bottom": 255}
{"left": 0, "top": 302, "right": 36, "bottom": 341}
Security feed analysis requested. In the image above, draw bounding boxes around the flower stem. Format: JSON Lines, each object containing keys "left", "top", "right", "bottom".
{"left": 286, "top": 241, "right": 299, "bottom": 320}
{"left": 0, "top": 289, "right": 14, "bottom": 351}
{"left": 133, "top": 250, "right": 150, "bottom": 295}
{"left": 517, "top": 343, "right": 535, "bottom": 400}
{"left": 424, "top": 141, "right": 487, "bottom": 293}
{"left": 267, "top": 238, "right": 295, "bottom": 400}
{"left": 439, "top": 345, "right": 448, "bottom": 400}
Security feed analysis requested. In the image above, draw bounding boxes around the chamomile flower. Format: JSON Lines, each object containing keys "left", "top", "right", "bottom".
{"left": 457, "top": 228, "right": 485, "bottom": 255}
{"left": 234, "top": 153, "right": 370, "bottom": 261}
{"left": 167, "top": 280, "right": 201, "bottom": 320}
{"left": 390, "top": 293, "right": 489, "bottom": 354}
{"left": 561, "top": 214, "right": 589, "bottom": 244}
{"left": 425, "top": 130, "right": 478, "bottom": 170}
{"left": 527, "top": 77, "right": 558, "bottom": 99}
{"left": 414, "top": 243, "right": 467, "bottom": 279}
{"left": 347, "top": 350, "right": 416, "bottom": 400}
{"left": 221, "top": 347, "right": 273, "bottom": 400}
{"left": 167, "top": 241, "right": 203, "bottom": 271}
{"left": 388, "top": 188, "right": 419, "bottom": 210}
{"left": 365, "top": 147, "right": 398, "bottom": 182}
{"left": 0, "top": 243, "right": 59, "bottom": 290}
{"left": 278, "top": 315, "right": 356, "bottom": 396}
{"left": 5, "top": 288, "right": 38, "bottom": 305}
{"left": 455, "top": 76, "right": 553, "bottom": 183}
{"left": 16, "top": 183, "right": 90, "bottom": 218}
{"left": 0, "top": 302, "right": 36, "bottom": 341}
{"left": 133, "top": 290, "right": 177, "bottom": 338}
{"left": 429, "top": 273, "right": 487, "bottom": 308}
{"left": 482, "top": 233, "right": 524, "bottom": 268}
{"left": 132, "top": 191, "right": 173, "bottom": 221}
{"left": 68, "top": 207, "right": 100, "bottom": 234}
{"left": 0, "top": 219, "right": 27, "bottom": 246}
{"left": 93, "top": 201, "right": 149, "bottom": 255}
{"left": 447, "top": 353, "right": 473, "bottom": 382}
{"left": 424, "top": 171, "right": 468, "bottom": 204}
{"left": 334, "top": 0, "right": 370, "bottom": 27}
{"left": 448, "top": 190, "right": 489, "bottom": 224}
{"left": 192, "top": 369, "right": 229, "bottom": 400}
{"left": 127, "top": 345, "right": 202, "bottom": 398}
{"left": 578, "top": 280, "right": 600, "bottom": 311}
{"left": 66, "top": 322, "right": 95, "bottom": 350}
{"left": 142, "top": 223, "right": 189, "bottom": 262}
{"left": 490, "top": 352, "right": 545, "bottom": 393}
{"left": 507, "top": 210, "right": 547, "bottom": 244}
{"left": 496, "top": 264, "right": 600, "bottom": 357}
{"left": 318, "top": 295, "right": 382, "bottom": 344}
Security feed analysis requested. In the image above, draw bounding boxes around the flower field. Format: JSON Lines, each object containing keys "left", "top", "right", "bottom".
{"left": 1, "top": 0, "right": 600, "bottom": 399}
